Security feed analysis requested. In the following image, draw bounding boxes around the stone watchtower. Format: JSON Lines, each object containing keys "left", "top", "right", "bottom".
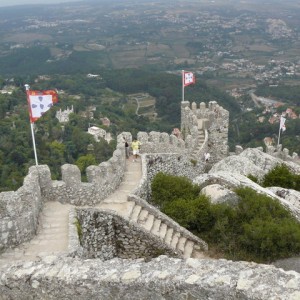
{"left": 181, "top": 100, "right": 229, "bottom": 163}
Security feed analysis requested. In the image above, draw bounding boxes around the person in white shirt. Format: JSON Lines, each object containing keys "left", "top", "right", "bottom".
{"left": 204, "top": 152, "right": 210, "bottom": 162}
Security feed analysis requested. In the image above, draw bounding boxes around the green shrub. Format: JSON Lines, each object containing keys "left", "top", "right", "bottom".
{"left": 163, "top": 196, "right": 214, "bottom": 231}
{"left": 247, "top": 174, "right": 259, "bottom": 183}
{"left": 235, "top": 187, "right": 291, "bottom": 222}
{"left": 151, "top": 172, "right": 200, "bottom": 208}
{"left": 151, "top": 171, "right": 300, "bottom": 263}
{"left": 262, "top": 164, "right": 300, "bottom": 191}
{"left": 239, "top": 218, "right": 300, "bottom": 261}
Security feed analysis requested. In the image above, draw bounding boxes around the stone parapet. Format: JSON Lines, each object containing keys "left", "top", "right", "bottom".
{"left": 0, "top": 166, "right": 43, "bottom": 251}
{"left": 132, "top": 154, "right": 206, "bottom": 203}
{"left": 1, "top": 256, "right": 299, "bottom": 299}
{"left": 137, "top": 131, "right": 186, "bottom": 154}
{"left": 0, "top": 135, "right": 127, "bottom": 251}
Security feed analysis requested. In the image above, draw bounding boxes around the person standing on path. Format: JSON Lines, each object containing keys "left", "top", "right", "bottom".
{"left": 131, "top": 139, "right": 141, "bottom": 162}
{"left": 204, "top": 152, "right": 210, "bottom": 162}
{"left": 124, "top": 138, "right": 130, "bottom": 158}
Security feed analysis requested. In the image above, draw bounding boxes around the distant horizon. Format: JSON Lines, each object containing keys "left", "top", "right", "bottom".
{"left": 0, "top": 0, "right": 81, "bottom": 7}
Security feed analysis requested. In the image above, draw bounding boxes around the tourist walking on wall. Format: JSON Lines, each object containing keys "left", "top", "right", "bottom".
{"left": 131, "top": 139, "right": 141, "bottom": 162}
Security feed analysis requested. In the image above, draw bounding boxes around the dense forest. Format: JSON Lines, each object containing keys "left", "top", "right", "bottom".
{"left": 256, "top": 84, "right": 300, "bottom": 107}
{"left": 0, "top": 68, "right": 299, "bottom": 192}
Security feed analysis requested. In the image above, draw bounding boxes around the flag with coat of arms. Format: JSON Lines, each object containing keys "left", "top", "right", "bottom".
{"left": 183, "top": 71, "right": 195, "bottom": 86}
{"left": 26, "top": 90, "right": 58, "bottom": 123}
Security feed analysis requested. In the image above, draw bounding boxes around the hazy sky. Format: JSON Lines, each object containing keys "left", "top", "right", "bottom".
{"left": 0, "top": 0, "right": 80, "bottom": 7}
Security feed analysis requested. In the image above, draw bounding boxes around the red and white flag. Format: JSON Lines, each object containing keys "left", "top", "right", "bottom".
{"left": 183, "top": 71, "right": 195, "bottom": 87}
{"left": 27, "top": 90, "right": 58, "bottom": 123}
{"left": 280, "top": 115, "right": 286, "bottom": 132}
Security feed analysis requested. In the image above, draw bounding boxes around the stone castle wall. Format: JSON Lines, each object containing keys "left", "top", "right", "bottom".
{"left": 181, "top": 100, "right": 229, "bottom": 163}
{"left": 1, "top": 256, "right": 299, "bottom": 299}
{"left": 133, "top": 153, "right": 206, "bottom": 202}
{"left": 0, "top": 166, "right": 43, "bottom": 252}
{"left": 36, "top": 140, "right": 126, "bottom": 206}
{"left": 0, "top": 135, "right": 127, "bottom": 251}
{"left": 76, "top": 209, "right": 180, "bottom": 260}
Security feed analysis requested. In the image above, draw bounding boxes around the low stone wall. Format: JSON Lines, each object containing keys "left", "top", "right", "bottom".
{"left": 133, "top": 153, "right": 206, "bottom": 202}
{"left": 1, "top": 256, "right": 299, "bottom": 299}
{"left": 0, "top": 166, "right": 43, "bottom": 252}
{"left": 76, "top": 209, "right": 180, "bottom": 260}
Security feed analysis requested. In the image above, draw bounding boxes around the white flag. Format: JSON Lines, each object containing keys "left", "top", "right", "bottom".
{"left": 280, "top": 116, "right": 286, "bottom": 132}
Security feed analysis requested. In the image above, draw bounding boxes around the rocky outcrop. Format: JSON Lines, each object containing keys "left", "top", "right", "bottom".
{"left": 267, "top": 187, "right": 300, "bottom": 212}
{"left": 200, "top": 184, "right": 239, "bottom": 205}
{"left": 210, "top": 148, "right": 300, "bottom": 179}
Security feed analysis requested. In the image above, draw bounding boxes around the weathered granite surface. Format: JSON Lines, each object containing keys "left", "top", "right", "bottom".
{"left": 200, "top": 183, "right": 240, "bottom": 205}
{"left": 210, "top": 148, "right": 300, "bottom": 179}
{"left": 0, "top": 256, "right": 300, "bottom": 300}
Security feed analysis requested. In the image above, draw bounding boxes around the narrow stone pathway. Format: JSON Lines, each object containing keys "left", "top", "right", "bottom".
{"left": 0, "top": 157, "right": 142, "bottom": 266}
{"left": 0, "top": 202, "right": 72, "bottom": 265}
{"left": 96, "top": 156, "right": 142, "bottom": 217}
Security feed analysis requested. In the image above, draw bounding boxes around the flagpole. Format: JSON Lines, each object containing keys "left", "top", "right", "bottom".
{"left": 182, "top": 70, "right": 185, "bottom": 102}
{"left": 25, "top": 84, "right": 39, "bottom": 165}
{"left": 277, "top": 124, "right": 281, "bottom": 147}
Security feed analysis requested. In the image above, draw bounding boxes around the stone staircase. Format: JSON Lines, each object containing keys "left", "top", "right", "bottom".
{"left": 127, "top": 198, "right": 207, "bottom": 259}
{"left": 191, "top": 128, "right": 206, "bottom": 161}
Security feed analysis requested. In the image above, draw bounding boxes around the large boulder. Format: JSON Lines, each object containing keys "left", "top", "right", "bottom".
{"left": 200, "top": 184, "right": 239, "bottom": 205}
{"left": 210, "top": 148, "right": 300, "bottom": 179}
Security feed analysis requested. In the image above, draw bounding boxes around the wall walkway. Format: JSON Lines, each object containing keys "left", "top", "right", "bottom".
{"left": 0, "top": 156, "right": 207, "bottom": 266}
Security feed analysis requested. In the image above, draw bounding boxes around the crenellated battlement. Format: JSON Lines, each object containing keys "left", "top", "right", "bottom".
{"left": 137, "top": 131, "right": 186, "bottom": 154}
{"left": 181, "top": 100, "right": 229, "bottom": 163}
{"left": 0, "top": 135, "right": 127, "bottom": 251}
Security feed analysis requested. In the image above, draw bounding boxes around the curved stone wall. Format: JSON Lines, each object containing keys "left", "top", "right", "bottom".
{"left": 181, "top": 100, "right": 229, "bottom": 163}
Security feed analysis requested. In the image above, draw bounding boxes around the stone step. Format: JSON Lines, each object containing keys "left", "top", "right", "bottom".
{"left": 141, "top": 214, "right": 155, "bottom": 231}
{"left": 158, "top": 223, "right": 167, "bottom": 240}
{"left": 138, "top": 209, "right": 149, "bottom": 223}
{"left": 151, "top": 219, "right": 162, "bottom": 235}
{"left": 130, "top": 205, "right": 142, "bottom": 222}
{"left": 183, "top": 240, "right": 194, "bottom": 258}
{"left": 177, "top": 236, "right": 187, "bottom": 253}
{"left": 164, "top": 228, "right": 174, "bottom": 245}
{"left": 170, "top": 232, "right": 181, "bottom": 249}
